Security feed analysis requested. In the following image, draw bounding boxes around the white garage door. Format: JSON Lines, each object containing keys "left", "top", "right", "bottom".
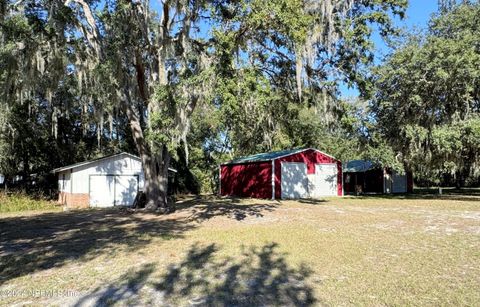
{"left": 281, "top": 162, "right": 308, "bottom": 199}
{"left": 115, "top": 175, "right": 139, "bottom": 206}
{"left": 392, "top": 171, "right": 407, "bottom": 193}
{"left": 89, "top": 175, "right": 139, "bottom": 207}
{"left": 90, "top": 175, "right": 115, "bottom": 207}
{"left": 309, "top": 164, "right": 337, "bottom": 198}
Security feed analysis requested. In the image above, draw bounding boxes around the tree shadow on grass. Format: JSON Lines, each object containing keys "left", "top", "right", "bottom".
{"left": 176, "top": 195, "right": 278, "bottom": 222}
{"left": 0, "top": 209, "right": 193, "bottom": 286}
{"left": 74, "top": 242, "right": 317, "bottom": 306}
{"left": 156, "top": 242, "right": 316, "bottom": 306}
{"left": 296, "top": 198, "right": 328, "bottom": 205}
{"left": 0, "top": 197, "right": 281, "bottom": 288}
{"left": 73, "top": 263, "right": 158, "bottom": 307}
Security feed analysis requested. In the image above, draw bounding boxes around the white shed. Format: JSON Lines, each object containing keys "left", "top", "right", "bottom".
{"left": 52, "top": 152, "right": 174, "bottom": 208}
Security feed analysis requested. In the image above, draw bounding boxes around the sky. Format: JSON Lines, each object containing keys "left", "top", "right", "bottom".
{"left": 339, "top": 0, "right": 439, "bottom": 98}
{"left": 148, "top": 0, "right": 440, "bottom": 98}
{"left": 406, "top": 0, "right": 439, "bottom": 27}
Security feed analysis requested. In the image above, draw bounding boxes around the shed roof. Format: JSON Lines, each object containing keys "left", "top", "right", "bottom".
{"left": 222, "top": 148, "right": 336, "bottom": 165}
{"left": 51, "top": 152, "right": 177, "bottom": 173}
{"left": 344, "top": 160, "right": 380, "bottom": 173}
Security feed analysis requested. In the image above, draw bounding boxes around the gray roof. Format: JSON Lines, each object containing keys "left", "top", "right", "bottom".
{"left": 222, "top": 148, "right": 335, "bottom": 165}
{"left": 52, "top": 152, "right": 177, "bottom": 173}
{"left": 344, "top": 160, "right": 380, "bottom": 173}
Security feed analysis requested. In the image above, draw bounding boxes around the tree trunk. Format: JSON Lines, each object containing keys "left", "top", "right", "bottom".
{"left": 142, "top": 146, "right": 171, "bottom": 211}
{"left": 22, "top": 149, "right": 30, "bottom": 193}
{"left": 122, "top": 88, "right": 170, "bottom": 211}
{"left": 455, "top": 170, "right": 465, "bottom": 190}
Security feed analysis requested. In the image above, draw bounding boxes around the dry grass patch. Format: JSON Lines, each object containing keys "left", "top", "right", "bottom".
{"left": 0, "top": 195, "right": 479, "bottom": 306}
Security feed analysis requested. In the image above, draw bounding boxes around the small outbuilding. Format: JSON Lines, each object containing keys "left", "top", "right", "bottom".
{"left": 343, "top": 160, "right": 413, "bottom": 194}
{"left": 220, "top": 148, "right": 342, "bottom": 199}
{"left": 52, "top": 152, "right": 175, "bottom": 208}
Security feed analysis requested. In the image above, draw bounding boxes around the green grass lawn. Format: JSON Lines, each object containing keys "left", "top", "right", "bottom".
{"left": 0, "top": 195, "right": 479, "bottom": 306}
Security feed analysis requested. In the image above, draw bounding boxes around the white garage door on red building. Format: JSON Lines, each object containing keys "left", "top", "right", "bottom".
{"left": 309, "top": 164, "right": 338, "bottom": 198}
{"left": 281, "top": 162, "right": 309, "bottom": 199}
{"left": 281, "top": 162, "right": 338, "bottom": 199}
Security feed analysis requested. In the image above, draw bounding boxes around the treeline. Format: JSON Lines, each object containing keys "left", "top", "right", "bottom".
{"left": 0, "top": 0, "right": 479, "bottom": 201}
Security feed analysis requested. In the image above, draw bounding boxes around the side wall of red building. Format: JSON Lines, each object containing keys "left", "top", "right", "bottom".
{"left": 273, "top": 149, "right": 342, "bottom": 199}
{"left": 220, "top": 162, "right": 272, "bottom": 199}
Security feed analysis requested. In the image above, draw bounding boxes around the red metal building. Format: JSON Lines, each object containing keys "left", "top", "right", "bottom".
{"left": 220, "top": 148, "right": 343, "bottom": 199}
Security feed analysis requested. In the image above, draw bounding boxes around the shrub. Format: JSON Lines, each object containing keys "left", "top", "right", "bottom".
{"left": 0, "top": 193, "right": 58, "bottom": 213}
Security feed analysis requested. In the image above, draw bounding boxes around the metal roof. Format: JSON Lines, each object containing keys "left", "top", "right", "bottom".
{"left": 51, "top": 152, "right": 177, "bottom": 173}
{"left": 222, "top": 148, "right": 336, "bottom": 165}
{"left": 344, "top": 160, "right": 380, "bottom": 173}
